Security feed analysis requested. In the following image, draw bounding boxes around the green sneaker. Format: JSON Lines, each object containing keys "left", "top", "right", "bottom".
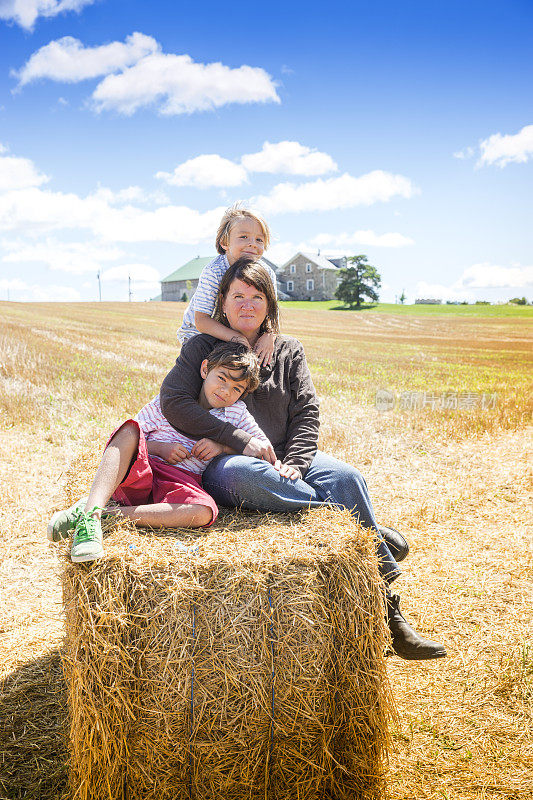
{"left": 47, "top": 498, "right": 87, "bottom": 542}
{"left": 70, "top": 510, "right": 104, "bottom": 563}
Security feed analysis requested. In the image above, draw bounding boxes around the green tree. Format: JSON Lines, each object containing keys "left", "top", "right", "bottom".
{"left": 335, "top": 255, "right": 381, "bottom": 309}
{"left": 509, "top": 296, "right": 528, "bottom": 305}
{"left": 399, "top": 290, "right": 406, "bottom": 304}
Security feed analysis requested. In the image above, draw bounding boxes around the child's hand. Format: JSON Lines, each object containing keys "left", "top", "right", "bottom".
{"left": 191, "top": 438, "right": 225, "bottom": 461}
{"left": 273, "top": 460, "right": 301, "bottom": 481}
{"left": 253, "top": 332, "right": 275, "bottom": 366}
{"left": 150, "top": 441, "right": 190, "bottom": 464}
{"left": 229, "top": 331, "right": 250, "bottom": 348}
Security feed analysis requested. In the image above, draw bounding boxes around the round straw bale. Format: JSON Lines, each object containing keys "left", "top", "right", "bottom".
{"left": 61, "top": 506, "right": 394, "bottom": 800}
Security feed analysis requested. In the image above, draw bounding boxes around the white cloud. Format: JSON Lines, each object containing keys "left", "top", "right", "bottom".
{"left": 457, "top": 262, "right": 533, "bottom": 288}
{"left": 478, "top": 124, "right": 533, "bottom": 167}
{"left": 2, "top": 238, "right": 124, "bottom": 273}
{"left": 156, "top": 140, "right": 338, "bottom": 190}
{"left": 92, "top": 185, "right": 170, "bottom": 206}
{"left": 311, "top": 230, "right": 414, "bottom": 248}
{"left": 254, "top": 170, "right": 418, "bottom": 215}
{"left": 265, "top": 230, "right": 412, "bottom": 266}
{"left": 92, "top": 53, "right": 280, "bottom": 115}
{"left": 0, "top": 182, "right": 224, "bottom": 244}
{"left": 0, "top": 277, "right": 28, "bottom": 291}
{"left": 101, "top": 263, "right": 160, "bottom": 283}
{"left": 0, "top": 276, "right": 81, "bottom": 301}
{"left": 0, "top": 150, "right": 49, "bottom": 191}
{"left": 14, "top": 33, "right": 159, "bottom": 87}
{"left": 0, "top": 0, "right": 96, "bottom": 31}
{"left": 14, "top": 33, "right": 280, "bottom": 116}
{"left": 414, "top": 262, "right": 533, "bottom": 302}
{"left": 157, "top": 154, "right": 247, "bottom": 189}
{"left": 415, "top": 280, "right": 473, "bottom": 303}
{"left": 266, "top": 240, "right": 310, "bottom": 265}
{"left": 101, "top": 263, "right": 161, "bottom": 295}
{"left": 453, "top": 146, "right": 475, "bottom": 160}
{"left": 242, "top": 141, "right": 337, "bottom": 176}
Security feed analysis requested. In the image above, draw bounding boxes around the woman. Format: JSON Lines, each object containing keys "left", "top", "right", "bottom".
{"left": 160, "top": 259, "right": 446, "bottom": 661}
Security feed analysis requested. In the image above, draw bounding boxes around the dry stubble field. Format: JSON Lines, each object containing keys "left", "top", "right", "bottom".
{"left": 0, "top": 300, "right": 532, "bottom": 799}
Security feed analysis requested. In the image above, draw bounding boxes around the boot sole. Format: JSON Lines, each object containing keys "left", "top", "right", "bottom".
{"left": 387, "top": 647, "right": 447, "bottom": 660}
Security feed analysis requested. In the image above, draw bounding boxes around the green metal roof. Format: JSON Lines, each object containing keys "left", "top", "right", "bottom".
{"left": 161, "top": 256, "right": 214, "bottom": 283}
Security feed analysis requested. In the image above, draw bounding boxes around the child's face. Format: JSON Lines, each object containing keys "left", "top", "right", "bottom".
{"left": 223, "top": 219, "right": 265, "bottom": 264}
{"left": 199, "top": 362, "right": 249, "bottom": 410}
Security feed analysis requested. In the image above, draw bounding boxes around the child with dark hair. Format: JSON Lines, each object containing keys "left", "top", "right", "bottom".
{"left": 47, "top": 343, "right": 277, "bottom": 563}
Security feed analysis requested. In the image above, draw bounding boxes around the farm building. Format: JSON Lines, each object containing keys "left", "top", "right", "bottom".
{"left": 161, "top": 256, "right": 281, "bottom": 301}
{"left": 160, "top": 256, "right": 213, "bottom": 302}
{"left": 277, "top": 252, "right": 345, "bottom": 301}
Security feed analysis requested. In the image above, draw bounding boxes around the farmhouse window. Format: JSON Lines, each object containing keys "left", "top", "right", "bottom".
{"left": 290, "top": 264, "right": 296, "bottom": 273}
{"left": 287, "top": 281, "right": 294, "bottom": 291}
{"left": 306, "top": 279, "right": 314, "bottom": 291}
{"left": 306, "top": 263, "right": 311, "bottom": 272}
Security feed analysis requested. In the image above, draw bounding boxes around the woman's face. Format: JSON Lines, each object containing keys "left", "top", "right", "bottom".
{"left": 222, "top": 279, "right": 268, "bottom": 339}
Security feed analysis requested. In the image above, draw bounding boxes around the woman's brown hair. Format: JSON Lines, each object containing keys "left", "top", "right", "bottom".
{"left": 213, "top": 257, "right": 280, "bottom": 335}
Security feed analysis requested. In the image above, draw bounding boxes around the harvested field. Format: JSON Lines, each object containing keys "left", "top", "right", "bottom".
{"left": 0, "top": 301, "right": 532, "bottom": 800}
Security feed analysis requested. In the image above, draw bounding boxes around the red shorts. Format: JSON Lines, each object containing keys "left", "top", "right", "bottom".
{"left": 106, "top": 420, "right": 218, "bottom": 526}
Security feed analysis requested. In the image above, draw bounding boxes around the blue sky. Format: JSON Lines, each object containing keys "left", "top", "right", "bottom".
{"left": 1, "top": 0, "right": 532, "bottom": 302}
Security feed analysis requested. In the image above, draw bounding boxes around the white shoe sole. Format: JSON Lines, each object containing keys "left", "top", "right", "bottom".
{"left": 47, "top": 510, "right": 68, "bottom": 542}
{"left": 70, "top": 548, "right": 104, "bottom": 563}
{"left": 47, "top": 498, "right": 88, "bottom": 542}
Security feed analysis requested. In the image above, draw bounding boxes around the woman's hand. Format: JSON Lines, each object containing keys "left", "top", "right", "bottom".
{"left": 243, "top": 437, "right": 276, "bottom": 463}
{"left": 273, "top": 460, "right": 301, "bottom": 481}
{"left": 253, "top": 332, "right": 275, "bottom": 366}
{"left": 191, "top": 438, "right": 226, "bottom": 461}
{"left": 148, "top": 440, "right": 190, "bottom": 464}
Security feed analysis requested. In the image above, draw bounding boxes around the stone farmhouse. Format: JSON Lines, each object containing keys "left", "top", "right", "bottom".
{"left": 277, "top": 252, "right": 347, "bottom": 301}
{"left": 161, "top": 256, "right": 281, "bottom": 302}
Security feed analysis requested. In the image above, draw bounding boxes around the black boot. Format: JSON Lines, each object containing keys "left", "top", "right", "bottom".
{"left": 378, "top": 526, "right": 409, "bottom": 563}
{"left": 386, "top": 593, "right": 447, "bottom": 660}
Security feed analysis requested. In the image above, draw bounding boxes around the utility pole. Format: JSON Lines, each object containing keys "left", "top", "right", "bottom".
{"left": 97, "top": 270, "right": 102, "bottom": 301}
{"left": 128, "top": 273, "right": 132, "bottom": 302}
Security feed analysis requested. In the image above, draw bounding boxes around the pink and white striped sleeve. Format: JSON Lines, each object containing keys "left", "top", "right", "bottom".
{"left": 135, "top": 396, "right": 164, "bottom": 436}
{"left": 230, "top": 402, "right": 270, "bottom": 443}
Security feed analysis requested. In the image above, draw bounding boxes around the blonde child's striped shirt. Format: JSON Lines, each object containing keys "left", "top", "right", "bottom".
{"left": 177, "top": 253, "right": 277, "bottom": 343}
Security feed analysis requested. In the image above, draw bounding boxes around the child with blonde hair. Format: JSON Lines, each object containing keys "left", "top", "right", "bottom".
{"left": 177, "top": 204, "right": 277, "bottom": 365}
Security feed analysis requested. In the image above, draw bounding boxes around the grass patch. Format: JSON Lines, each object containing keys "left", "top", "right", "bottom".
{"left": 280, "top": 300, "right": 533, "bottom": 317}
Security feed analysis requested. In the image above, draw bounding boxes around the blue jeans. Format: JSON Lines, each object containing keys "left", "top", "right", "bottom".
{"left": 203, "top": 450, "right": 401, "bottom": 583}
